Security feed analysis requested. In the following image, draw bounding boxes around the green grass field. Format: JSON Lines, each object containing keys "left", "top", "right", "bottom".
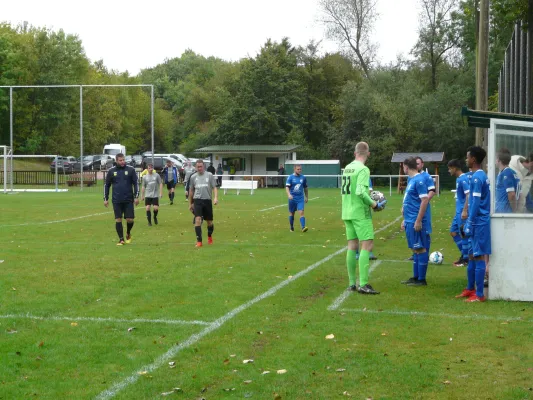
{"left": 1, "top": 188, "right": 532, "bottom": 400}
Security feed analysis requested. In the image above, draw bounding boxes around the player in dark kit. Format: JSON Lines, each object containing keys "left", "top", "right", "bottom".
{"left": 104, "top": 153, "right": 139, "bottom": 245}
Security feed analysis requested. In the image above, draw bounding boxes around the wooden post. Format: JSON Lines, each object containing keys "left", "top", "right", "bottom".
{"left": 476, "top": 0, "right": 489, "bottom": 149}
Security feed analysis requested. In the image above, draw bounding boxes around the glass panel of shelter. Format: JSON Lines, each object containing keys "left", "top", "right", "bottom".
{"left": 492, "top": 122, "right": 533, "bottom": 217}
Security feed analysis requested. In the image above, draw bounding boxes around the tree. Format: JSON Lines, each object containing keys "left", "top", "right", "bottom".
{"left": 412, "top": 0, "right": 458, "bottom": 91}
{"left": 319, "top": 0, "right": 378, "bottom": 78}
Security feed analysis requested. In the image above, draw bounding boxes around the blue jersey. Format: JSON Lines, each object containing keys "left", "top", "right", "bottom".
{"left": 420, "top": 171, "right": 435, "bottom": 233}
{"left": 286, "top": 174, "right": 307, "bottom": 200}
{"left": 455, "top": 173, "right": 471, "bottom": 214}
{"left": 402, "top": 173, "right": 429, "bottom": 224}
{"left": 495, "top": 167, "right": 518, "bottom": 213}
{"left": 468, "top": 169, "right": 490, "bottom": 225}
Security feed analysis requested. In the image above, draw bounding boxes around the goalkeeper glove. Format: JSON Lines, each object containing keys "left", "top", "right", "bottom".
{"left": 374, "top": 200, "right": 387, "bottom": 211}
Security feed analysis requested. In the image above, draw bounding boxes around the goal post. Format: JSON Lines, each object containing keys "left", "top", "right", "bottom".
{"left": 0, "top": 84, "right": 155, "bottom": 191}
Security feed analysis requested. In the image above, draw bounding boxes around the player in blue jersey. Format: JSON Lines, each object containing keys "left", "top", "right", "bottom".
{"left": 401, "top": 157, "right": 430, "bottom": 286}
{"left": 405, "top": 157, "right": 436, "bottom": 261}
{"left": 456, "top": 146, "right": 491, "bottom": 302}
{"left": 448, "top": 159, "right": 470, "bottom": 266}
{"left": 285, "top": 164, "right": 309, "bottom": 232}
{"left": 495, "top": 148, "right": 519, "bottom": 213}
{"left": 355, "top": 177, "right": 378, "bottom": 261}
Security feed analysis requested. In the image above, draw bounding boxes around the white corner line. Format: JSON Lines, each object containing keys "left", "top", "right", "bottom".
{"left": 0, "top": 313, "right": 211, "bottom": 326}
{"left": 259, "top": 197, "right": 320, "bottom": 212}
{"left": 95, "top": 214, "right": 402, "bottom": 399}
{"left": 95, "top": 248, "right": 346, "bottom": 400}
{"left": 328, "top": 260, "right": 382, "bottom": 311}
{"left": 337, "top": 308, "right": 530, "bottom": 323}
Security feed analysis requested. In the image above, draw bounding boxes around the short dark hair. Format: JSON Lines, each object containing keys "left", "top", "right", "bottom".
{"left": 447, "top": 159, "right": 462, "bottom": 169}
{"left": 497, "top": 148, "right": 511, "bottom": 165}
{"left": 467, "top": 146, "right": 486, "bottom": 165}
{"left": 196, "top": 160, "right": 204, "bottom": 165}
{"left": 404, "top": 157, "right": 418, "bottom": 170}
{"left": 116, "top": 153, "right": 124, "bottom": 159}
{"left": 416, "top": 157, "right": 424, "bottom": 164}
{"left": 147, "top": 163, "right": 153, "bottom": 167}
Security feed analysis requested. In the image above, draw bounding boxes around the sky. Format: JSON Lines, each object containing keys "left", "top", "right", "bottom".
{"left": 3, "top": 0, "right": 420, "bottom": 75}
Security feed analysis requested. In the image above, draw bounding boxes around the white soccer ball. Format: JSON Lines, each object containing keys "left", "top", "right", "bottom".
{"left": 370, "top": 190, "right": 386, "bottom": 203}
{"left": 429, "top": 251, "right": 444, "bottom": 265}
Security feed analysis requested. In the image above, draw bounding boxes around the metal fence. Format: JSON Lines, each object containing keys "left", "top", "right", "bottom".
{"left": 499, "top": 20, "right": 533, "bottom": 115}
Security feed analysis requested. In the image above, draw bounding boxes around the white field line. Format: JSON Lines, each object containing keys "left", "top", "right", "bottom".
{"left": 0, "top": 211, "right": 112, "bottom": 227}
{"left": 1, "top": 203, "right": 173, "bottom": 228}
{"left": 95, "top": 214, "right": 402, "bottom": 400}
{"left": 0, "top": 313, "right": 211, "bottom": 326}
{"left": 328, "top": 261, "right": 382, "bottom": 311}
{"left": 5, "top": 241, "right": 347, "bottom": 248}
{"left": 337, "top": 308, "right": 532, "bottom": 323}
{"left": 258, "top": 196, "right": 320, "bottom": 212}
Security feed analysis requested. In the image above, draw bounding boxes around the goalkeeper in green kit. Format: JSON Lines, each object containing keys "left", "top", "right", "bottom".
{"left": 341, "top": 142, "right": 387, "bottom": 294}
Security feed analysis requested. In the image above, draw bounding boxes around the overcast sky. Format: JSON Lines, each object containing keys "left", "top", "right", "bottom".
{"left": 3, "top": 0, "right": 420, "bottom": 75}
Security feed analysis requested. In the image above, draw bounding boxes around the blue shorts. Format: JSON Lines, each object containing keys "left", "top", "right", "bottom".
{"left": 288, "top": 198, "right": 305, "bottom": 213}
{"left": 405, "top": 222, "right": 430, "bottom": 250}
{"left": 469, "top": 223, "right": 491, "bottom": 257}
{"left": 450, "top": 213, "right": 466, "bottom": 234}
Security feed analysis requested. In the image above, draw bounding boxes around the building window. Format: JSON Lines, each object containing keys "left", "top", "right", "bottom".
{"left": 222, "top": 157, "right": 245, "bottom": 173}
{"left": 266, "top": 157, "right": 279, "bottom": 171}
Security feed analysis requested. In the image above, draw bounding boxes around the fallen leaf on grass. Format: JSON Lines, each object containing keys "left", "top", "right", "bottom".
{"left": 243, "top": 359, "right": 254, "bottom": 364}
{"left": 38, "top": 341, "right": 44, "bottom": 347}
{"left": 443, "top": 380, "right": 452, "bottom": 385}
{"left": 230, "top": 354, "right": 236, "bottom": 357}
{"left": 277, "top": 369, "right": 287, "bottom": 374}
{"left": 70, "top": 322, "right": 78, "bottom": 327}
{"left": 262, "top": 371, "right": 270, "bottom": 375}
{"left": 257, "top": 331, "right": 263, "bottom": 335}
{"left": 223, "top": 359, "right": 230, "bottom": 365}
{"left": 381, "top": 333, "right": 387, "bottom": 336}
{"left": 127, "top": 327, "right": 135, "bottom": 332}
{"left": 243, "top": 380, "right": 253, "bottom": 384}
{"left": 0, "top": 260, "right": 4, "bottom": 263}
{"left": 12, "top": 287, "right": 16, "bottom": 291}
{"left": 222, "top": 388, "right": 236, "bottom": 392}
{"left": 336, "top": 368, "right": 346, "bottom": 372}
{"left": 342, "top": 391, "right": 351, "bottom": 396}
{"left": 6, "top": 329, "right": 17, "bottom": 334}
{"left": 325, "top": 334, "right": 335, "bottom": 340}
{"left": 161, "top": 388, "right": 182, "bottom": 396}
{"left": 138, "top": 371, "right": 148, "bottom": 375}
{"left": 274, "top": 393, "right": 282, "bottom": 400}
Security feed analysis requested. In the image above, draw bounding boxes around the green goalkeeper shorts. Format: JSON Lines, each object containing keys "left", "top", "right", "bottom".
{"left": 344, "top": 219, "right": 374, "bottom": 241}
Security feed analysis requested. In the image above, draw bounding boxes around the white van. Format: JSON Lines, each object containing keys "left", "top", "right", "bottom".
{"left": 103, "top": 144, "right": 126, "bottom": 157}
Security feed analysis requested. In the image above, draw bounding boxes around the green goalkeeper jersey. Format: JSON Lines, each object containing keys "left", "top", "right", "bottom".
{"left": 341, "top": 160, "right": 375, "bottom": 220}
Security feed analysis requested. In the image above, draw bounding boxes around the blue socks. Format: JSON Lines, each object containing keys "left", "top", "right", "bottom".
{"left": 462, "top": 238, "right": 470, "bottom": 260}
{"left": 300, "top": 216, "right": 306, "bottom": 229}
{"left": 475, "top": 259, "right": 486, "bottom": 297}
{"left": 412, "top": 253, "right": 419, "bottom": 279}
{"left": 418, "top": 252, "right": 429, "bottom": 281}
{"left": 467, "top": 259, "right": 475, "bottom": 290}
{"left": 452, "top": 234, "right": 462, "bottom": 254}
{"left": 289, "top": 216, "right": 294, "bottom": 229}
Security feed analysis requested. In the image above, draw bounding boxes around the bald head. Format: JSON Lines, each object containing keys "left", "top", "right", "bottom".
{"left": 355, "top": 142, "right": 369, "bottom": 156}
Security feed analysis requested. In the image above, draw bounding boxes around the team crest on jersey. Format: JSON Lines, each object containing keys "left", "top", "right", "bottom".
{"left": 474, "top": 179, "right": 478, "bottom": 183}
{"left": 300, "top": 179, "right": 303, "bottom": 183}
{"left": 125, "top": 171, "right": 128, "bottom": 175}
{"left": 113, "top": 172, "right": 117, "bottom": 176}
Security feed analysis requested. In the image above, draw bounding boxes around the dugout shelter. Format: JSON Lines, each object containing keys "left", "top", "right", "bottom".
{"left": 391, "top": 152, "right": 445, "bottom": 194}
{"left": 463, "top": 107, "right": 533, "bottom": 301}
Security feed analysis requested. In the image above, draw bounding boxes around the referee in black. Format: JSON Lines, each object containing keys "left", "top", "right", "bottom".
{"left": 188, "top": 160, "right": 218, "bottom": 247}
{"left": 104, "top": 153, "right": 139, "bottom": 245}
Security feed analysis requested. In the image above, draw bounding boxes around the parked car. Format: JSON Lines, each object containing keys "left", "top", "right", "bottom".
{"left": 132, "top": 155, "right": 143, "bottom": 168}
{"left": 50, "top": 156, "right": 76, "bottom": 174}
{"left": 94, "top": 155, "right": 114, "bottom": 170}
{"left": 125, "top": 155, "right": 135, "bottom": 168}
{"left": 73, "top": 155, "right": 102, "bottom": 171}
{"left": 141, "top": 154, "right": 183, "bottom": 173}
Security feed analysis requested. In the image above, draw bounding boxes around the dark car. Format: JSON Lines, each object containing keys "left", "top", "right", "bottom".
{"left": 73, "top": 155, "right": 102, "bottom": 171}
{"left": 132, "top": 155, "right": 143, "bottom": 168}
{"left": 93, "top": 155, "right": 114, "bottom": 170}
{"left": 125, "top": 155, "right": 135, "bottom": 167}
{"left": 50, "top": 156, "right": 76, "bottom": 174}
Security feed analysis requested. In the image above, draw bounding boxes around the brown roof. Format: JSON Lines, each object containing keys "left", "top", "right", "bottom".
{"left": 391, "top": 152, "right": 445, "bottom": 163}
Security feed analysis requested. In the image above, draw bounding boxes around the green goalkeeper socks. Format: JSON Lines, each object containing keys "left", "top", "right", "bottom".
{"left": 347, "top": 250, "right": 357, "bottom": 286}
{"left": 359, "top": 250, "right": 370, "bottom": 286}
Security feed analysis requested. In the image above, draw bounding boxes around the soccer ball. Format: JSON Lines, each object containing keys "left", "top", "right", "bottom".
{"left": 429, "top": 251, "right": 444, "bottom": 265}
{"left": 370, "top": 190, "right": 386, "bottom": 203}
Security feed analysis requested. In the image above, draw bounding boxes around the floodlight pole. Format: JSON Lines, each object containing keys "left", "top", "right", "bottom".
{"left": 80, "top": 86, "right": 84, "bottom": 191}
{"left": 151, "top": 85, "right": 155, "bottom": 158}
{"left": 9, "top": 87, "right": 13, "bottom": 192}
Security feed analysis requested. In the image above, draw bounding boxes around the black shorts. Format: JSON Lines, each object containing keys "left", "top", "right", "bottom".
{"left": 113, "top": 202, "right": 135, "bottom": 219}
{"left": 145, "top": 197, "right": 159, "bottom": 206}
{"left": 166, "top": 182, "right": 176, "bottom": 190}
{"left": 193, "top": 199, "right": 213, "bottom": 220}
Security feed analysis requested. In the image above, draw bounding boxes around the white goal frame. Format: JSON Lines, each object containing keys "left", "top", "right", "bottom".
{"left": 0, "top": 84, "right": 154, "bottom": 191}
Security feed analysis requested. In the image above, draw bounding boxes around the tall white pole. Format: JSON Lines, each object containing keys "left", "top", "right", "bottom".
{"left": 80, "top": 86, "right": 83, "bottom": 191}
{"left": 9, "top": 87, "right": 13, "bottom": 192}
